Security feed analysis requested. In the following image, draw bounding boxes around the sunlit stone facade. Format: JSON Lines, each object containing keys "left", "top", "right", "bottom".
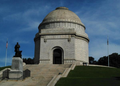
{"left": 34, "top": 7, "right": 89, "bottom": 64}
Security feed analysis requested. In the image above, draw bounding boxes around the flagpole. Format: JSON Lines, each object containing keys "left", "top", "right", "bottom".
{"left": 5, "top": 47, "right": 7, "bottom": 66}
{"left": 107, "top": 36, "right": 109, "bottom": 67}
{"left": 5, "top": 40, "right": 8, "bottom": 66}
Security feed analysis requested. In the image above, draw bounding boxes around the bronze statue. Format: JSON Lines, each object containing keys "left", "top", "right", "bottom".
{"left": 14, "top": 42, "right": 22, "bottom": 58}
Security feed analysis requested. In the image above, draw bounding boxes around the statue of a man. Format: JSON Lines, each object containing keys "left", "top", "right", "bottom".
{"left": 14, "top": 42, "right": 22, "bottom": 58}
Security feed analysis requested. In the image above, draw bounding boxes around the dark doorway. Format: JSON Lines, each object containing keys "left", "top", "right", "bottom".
{"left": 53, "top": 49, "right": 62, "bottom": 64}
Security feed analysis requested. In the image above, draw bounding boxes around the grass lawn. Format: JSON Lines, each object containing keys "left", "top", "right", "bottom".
{"left": 0, "top": 66, "right": 11, "bottom": 71}
{"left": 55, "top": 66, "right": 120, "bottom": 86}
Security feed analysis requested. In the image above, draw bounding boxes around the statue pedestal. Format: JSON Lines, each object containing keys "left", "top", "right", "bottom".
{"left": 9, "top": 57, "right": 23, "bottom": 79}
{"left": 9, "top": 70, "right": 23, "bottom": 79}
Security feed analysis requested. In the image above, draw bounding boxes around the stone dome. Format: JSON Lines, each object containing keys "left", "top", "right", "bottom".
{"left": 40, "top": 7, "right": 84, "bottom": 26}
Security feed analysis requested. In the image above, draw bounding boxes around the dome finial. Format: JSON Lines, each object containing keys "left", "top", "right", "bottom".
{"left": 56, "top": 7, "right": 68, "bottom": 10}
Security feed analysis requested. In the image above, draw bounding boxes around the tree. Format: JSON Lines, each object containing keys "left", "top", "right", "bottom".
{"left": 97, "top": 53, "right": 120, "bottom": 68}
{"left": 89, "top": 57, "right": 97, "bottom": 64}
{"left": 89, "top": 57, "right": 94, "bottom": 64}
{"left": 97, "top": 56, "right": 108, "bottom": 66}
{"left": 23, "top": 58, "right": 34, "bottom": 64}
{"left": 109, "top": 53, "right": 120, "bottom": 68}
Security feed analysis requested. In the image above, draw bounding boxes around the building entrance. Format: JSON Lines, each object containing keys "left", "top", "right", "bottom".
{"left": 53, "top": 49, "right": 62, "bottom": 64}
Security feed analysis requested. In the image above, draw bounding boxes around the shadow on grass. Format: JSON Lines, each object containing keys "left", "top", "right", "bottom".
{"left": 115, "top": 77, "right": 120, "bottom": 80}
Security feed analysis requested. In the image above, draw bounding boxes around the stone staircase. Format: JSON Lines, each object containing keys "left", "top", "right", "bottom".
{"left": 0, "top": 64, "right": 71, "bottom": 86}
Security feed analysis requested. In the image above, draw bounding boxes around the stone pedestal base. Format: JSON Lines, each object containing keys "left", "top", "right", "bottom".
{"left": 9, "top": 57, "right": 23, "bottom": 79}
{"left": 9, "top": 70, "right": 23, "bottom": 79}
{"left": 11, "top": 57, "right": 23, "bottom": 70}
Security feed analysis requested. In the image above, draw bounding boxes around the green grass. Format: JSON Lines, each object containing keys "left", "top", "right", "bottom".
{"left": 55, "top": 66, "right": 120, "bottom": 86}
{"left": 0, "top": 66, "right": 11, "bottom": 71}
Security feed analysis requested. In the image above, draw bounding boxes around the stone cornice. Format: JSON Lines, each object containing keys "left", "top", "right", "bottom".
{"left": 39, "top": 32, "right": 76, "bottom": 35}
{"left": 72, "top": 35, "right": 89, "bottom": 42}
{"left": 34, "top": 32, "right": 89, "bottom": 42}
{"left": 38, "top": 21, "right": 86, "bottom": 30}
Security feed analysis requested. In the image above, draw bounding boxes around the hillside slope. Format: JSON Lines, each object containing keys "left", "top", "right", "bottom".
{"left": 56, "top": 66, "right": 120, "bottom": 86}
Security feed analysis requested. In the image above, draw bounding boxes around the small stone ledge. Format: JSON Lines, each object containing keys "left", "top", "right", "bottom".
{"left": 39, "top": 59, "right": 50, "bottom": 64}
{"left": 88, "top": 64, "right": 116, "bottom": 68}
{"left": 47, "top": 63, "right": 76, "bottom": 86}
{"left": 70, "top": 63, "right": 76, "bottom": 70}
{"left": 47, "top": 75, "right": 61, "bottom": 86}
{"left": 0, "top": 68, "right": 11, "bottom": 76}
{"left": 62, "top": 68, "right": 71, "bottom": 77}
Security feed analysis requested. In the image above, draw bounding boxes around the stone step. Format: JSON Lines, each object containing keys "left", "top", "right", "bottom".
{"left": 0, "top": 64, "right": 72, "bottom": 86}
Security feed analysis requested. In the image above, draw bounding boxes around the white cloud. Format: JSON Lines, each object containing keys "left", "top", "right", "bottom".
{"left": 2, "top": 5, "right": 51, "bottom": 31}
{"left": 74, "top": 0, "right": 120, "bottom": 61}
{"left": 89, "top": 39, "right": 120, "bottom": 61}
{"left": 89, "top": 40, "right": 107, "bottom": 60}
{"left": 1, "top": 0, "right": 120, "bottom": 64}
{"left": 3, "top": 5, "right": 50, "bottom": 21}
{"left": 109, "top": 43, "right": 120, "bottom": 54}
{"left": 19, "top": 21, "right": 40, "bottom": 32}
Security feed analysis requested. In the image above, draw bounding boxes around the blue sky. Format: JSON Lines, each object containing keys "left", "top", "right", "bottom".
{"left": 0, "top": 0, "right": 120, "bottom": 67}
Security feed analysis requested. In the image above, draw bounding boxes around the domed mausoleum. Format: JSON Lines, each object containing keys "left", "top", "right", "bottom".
{"left": 34, "top": 7, "right": 89, "bottom": 64}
